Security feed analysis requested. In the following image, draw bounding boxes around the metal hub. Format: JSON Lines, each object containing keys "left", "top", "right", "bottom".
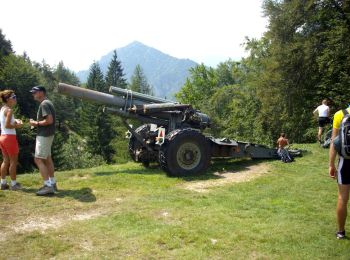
{"left": 176, "top": 142, "right": 201, "bottom": 170}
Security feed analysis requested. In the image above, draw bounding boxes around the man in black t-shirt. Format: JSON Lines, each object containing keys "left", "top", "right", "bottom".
{"left": 29, "top": 86, "right": 57, "bottom": 196}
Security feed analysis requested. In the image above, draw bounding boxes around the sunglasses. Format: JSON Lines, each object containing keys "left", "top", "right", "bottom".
{"left": 9, "top": 95, "right": 17, "bottom": 100}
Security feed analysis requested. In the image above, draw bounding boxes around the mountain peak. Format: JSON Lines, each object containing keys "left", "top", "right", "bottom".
{"left": 126, "top": 41, "right": 146, "bottom": 47}
{"left": 76, "top": 41, "right": 198, "bottom": 99}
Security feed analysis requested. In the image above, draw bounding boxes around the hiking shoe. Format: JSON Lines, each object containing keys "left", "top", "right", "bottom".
{"left": 52, "top": 183, "right": 58, "bottom": 192}
{"left": 10, "top": 183, "right": 22, "bottom": 191}
{"left": 1, "top": 183, "right": 9, "bottom": 190}
{"left": 36, "top": 185, "right": 54, "bottom": 196}
{"left": 336, "top": 231, "right": 346, "bottom": 239}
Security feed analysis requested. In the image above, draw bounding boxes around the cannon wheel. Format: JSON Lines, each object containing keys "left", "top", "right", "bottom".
{"left": 128, "top": 124, "right": 150, "bottom": 166}
{"left": 159, "top": 128, "right": 211, "bottom": 177}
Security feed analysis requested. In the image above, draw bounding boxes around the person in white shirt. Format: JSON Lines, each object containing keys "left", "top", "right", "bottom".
{"left": 313, "top": 99, "right": 330, "bottom": 143}
{"left": 0, "top": 90, "right": 23, "bottom": 191}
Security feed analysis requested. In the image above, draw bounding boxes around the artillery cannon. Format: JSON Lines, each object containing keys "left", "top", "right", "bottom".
{"left": 57, "top": 83, "right": 279, "bottom": 176}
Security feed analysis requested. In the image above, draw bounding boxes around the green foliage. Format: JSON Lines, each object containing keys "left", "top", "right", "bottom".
{"left": 87, "top": 62, "right": 106, "bottom": 92}
{"left": 16, "top": 125, "right": 36, "bottom": 172}
{"left": 176, "top": 64, "right": 217, "bottom": 109}
{"left": 0, "top": 54, "right": 40, "bottom": 172}
{"left": 59, "top": 131, "right": 104, "bottom": 170}
{"left": 258, "top": 0, "right": 350, "bottom": 141}
{"left": 79, "top": 62, "right": 116, "bottom": 163}
{"left": 0, "top": 32, "right": 124, "bottom": 171}
{"left": 105, "top": 51, "right": 129, "bottom": 162}
{"left": 129, "top": 64, "right": 153, "bottom": 95}
{"left": 105, "top": 50, "right": 127, "bottom": 89}
{"left": 51, "top": 62, "right": 80, "bottom": 131}
{"left": 176, "top": 1, "right": 350, "bottom": 145}
{"left": 0, "top": 29, "right": 13, "bottom": 59}
{"left": 0, "top": 54, "right": 40, "bottom": 118}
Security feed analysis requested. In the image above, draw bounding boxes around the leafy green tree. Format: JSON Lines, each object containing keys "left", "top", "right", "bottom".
{"left": 129, "top": 64, "right": 153, "bottom": 95}
{"left": 176, "top": 64, "right": 217, "bottom": 109}
{"left": 258, "top": 0, "right": 350, "bottom": 142}
{"left": 60, "top": 132, "right": 104, "bottom": 170}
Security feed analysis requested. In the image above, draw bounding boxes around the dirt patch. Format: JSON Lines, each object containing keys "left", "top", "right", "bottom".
{"left": 182, "top": 163, "right": 270, "bottom": 193}
{"left": 0, "top": 202, "right": 117, "bottom": 242}
{"left": 12, "top": 208, "right": 108, "bottom": 234}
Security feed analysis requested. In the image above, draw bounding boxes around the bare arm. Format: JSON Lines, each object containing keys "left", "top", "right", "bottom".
{"left": 329, "top": 128, "right": 339, "bottom": 178}
{"left": 30, "top": 114, "right": 53, "bottom": 127}
{"left": 4, "top": 108, "right": 22, "bottom": 129}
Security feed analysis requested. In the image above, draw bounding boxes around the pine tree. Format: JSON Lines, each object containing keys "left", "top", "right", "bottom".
{"left": 105, "top": 50, "right": 127, "bottom": 89}
{"left": 52, "top": 61, "right": 80, "bottom": 131}
{"left": 81, "top": 62, "right": 116, "bottom": 163}
{"left": 129, "top": 64, "right": 153, "bottom": 95}
{"left": 87, "top": 62, "right": 105, "bottom": 92}
{"left": 105, "top": 50, "right": 129, "bottom": 162}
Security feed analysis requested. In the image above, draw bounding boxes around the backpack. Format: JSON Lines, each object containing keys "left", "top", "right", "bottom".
{"left": 334, "top": 109, "right": 350, "bottom": 159}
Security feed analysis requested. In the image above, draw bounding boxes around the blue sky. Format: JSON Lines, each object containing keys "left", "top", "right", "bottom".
{"left": 0, "top": 0, "right": 267, "bottom": 71}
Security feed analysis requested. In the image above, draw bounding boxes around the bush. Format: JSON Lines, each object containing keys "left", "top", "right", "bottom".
{"left": 58, "top": 132, "right": 104, "bottom": 170}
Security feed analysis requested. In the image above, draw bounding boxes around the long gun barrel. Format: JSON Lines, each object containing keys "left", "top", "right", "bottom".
{"left": 109, "top": 86, "right": 173, "bottom": 104}
{"left": 58, "top": 83, "right": 126, "bottom": 107}
{"left": 57, "top": 82, "right": 210, "bottom": 130}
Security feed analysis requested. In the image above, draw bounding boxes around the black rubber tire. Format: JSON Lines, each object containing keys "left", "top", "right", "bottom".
{"left": 159, "top": 128, "right": 211, "bottom": 177}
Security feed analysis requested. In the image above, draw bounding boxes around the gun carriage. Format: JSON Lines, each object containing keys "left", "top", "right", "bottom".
{"left": 57, "top": 83, "right": 279, "bottom": 176}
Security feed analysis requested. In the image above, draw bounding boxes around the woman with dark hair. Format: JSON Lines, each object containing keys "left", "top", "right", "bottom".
{"left": 0, "top": 90, "right": 23, "bottom": 190}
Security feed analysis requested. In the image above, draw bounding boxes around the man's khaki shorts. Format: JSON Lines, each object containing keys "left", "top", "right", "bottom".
{"left": 35, "top": 135, "right": 54, "bottom": 159}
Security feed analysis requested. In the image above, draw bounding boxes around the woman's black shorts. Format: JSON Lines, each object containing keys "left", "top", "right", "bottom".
{"left": 318, "top": 117, "right": 330, "bottom": 127}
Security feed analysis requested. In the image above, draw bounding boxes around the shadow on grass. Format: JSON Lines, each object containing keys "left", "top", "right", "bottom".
{"left": 21, "top": 187, "right": 96, "bottom": 202}
{"left": 94, "top": 165, "right": 163, "bottom": 176}
{"left": 181, "top": 158, "right": 271, "bottom": 182}
{"left": 94, "top": 158, "right": 272, "bottom": 182}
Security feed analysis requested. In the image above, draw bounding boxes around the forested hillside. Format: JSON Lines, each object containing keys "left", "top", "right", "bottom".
{"left": 177, "top": 0, "right": 350, "bottom": 145}
{"left": 0, "top": 0, "right": 349, "bottom": 172}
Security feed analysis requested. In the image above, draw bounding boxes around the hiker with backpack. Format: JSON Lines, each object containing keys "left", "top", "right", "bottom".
{"left": 329, "top": 106, "right": 350, "bottom": 239}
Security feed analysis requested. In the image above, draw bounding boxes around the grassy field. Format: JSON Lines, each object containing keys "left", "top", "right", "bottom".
{"left": 0, "top": 143, "right": 349, "bottom": 259}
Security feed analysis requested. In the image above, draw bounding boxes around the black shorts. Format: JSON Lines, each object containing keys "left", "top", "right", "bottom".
{"left": 337, "top": 157, "right": 350, "bottom": 185}
{"left": 318, "top": 117, "right": 330, "bottom": 127}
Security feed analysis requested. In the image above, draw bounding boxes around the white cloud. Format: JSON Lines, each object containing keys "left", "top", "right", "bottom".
{"left": 0, "top": 0, "right": 267, "bottom": 71}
